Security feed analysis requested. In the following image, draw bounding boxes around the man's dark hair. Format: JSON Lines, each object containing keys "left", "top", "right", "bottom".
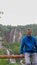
{"left": 27, "top": 28, "right": 31, "bottom": 31}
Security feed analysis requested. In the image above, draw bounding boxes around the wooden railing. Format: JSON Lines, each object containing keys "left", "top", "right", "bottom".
{"left": 0, "top": 55, "right": 24, "bottom": 59}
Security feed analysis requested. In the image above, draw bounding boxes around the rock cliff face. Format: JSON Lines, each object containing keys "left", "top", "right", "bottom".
{"left": 10, "top": 28, "right": 22, "bottom": 43}
{"left": 4, "top": 28, "right": 23, "bottom": 43}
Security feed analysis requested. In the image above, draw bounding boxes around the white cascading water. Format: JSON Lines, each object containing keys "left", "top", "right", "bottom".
{"left": 6, "top": 49, "right": 16, "bottom": 63}
{"left": 18, "top": 32, "right": 22, "bottom": 42}
{"left": 13, "top": 29, "right": 16, "bottom": 43}
{"left": 13, "top": 34, "right": 16, "bottom": 43}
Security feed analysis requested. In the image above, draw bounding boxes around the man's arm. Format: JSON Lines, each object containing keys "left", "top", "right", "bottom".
{"left": 20, "top": 37, "right": 25, "bottom": 54}
{"left": 34, "top": 37, "right": 37, "bottom": 52}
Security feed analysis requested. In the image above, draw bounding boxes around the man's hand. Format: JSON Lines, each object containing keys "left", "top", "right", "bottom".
{"left": 20, "top": 54, "right": 23, "bottom": 56}
{"left": 20, "top": 54, "right": 24, "bottom": 57}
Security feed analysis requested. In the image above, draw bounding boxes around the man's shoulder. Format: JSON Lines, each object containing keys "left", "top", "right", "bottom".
{"left": 22, "top": 36, "right": 27, "bottom": 40}
{"left": 31, "top": 36, "right": 36, "bottom": 40}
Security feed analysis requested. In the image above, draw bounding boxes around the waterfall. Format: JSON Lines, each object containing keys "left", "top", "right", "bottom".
{"left": 0, "top": 37, "right": 3, "bottom": 49}
{"left": 18, "top": 31, "right": 22, "bottom": 42}
{"left": 13, "top": 29, "right": 16, "bottom": 43}
{"left": 20, "top": 60, "right": 24, "bottom": 65}
{"left": 6, "top": 49, "right": 16, "bottom": 63}
{"left": 13, "top": 34, "right": 16, "bottom": 43}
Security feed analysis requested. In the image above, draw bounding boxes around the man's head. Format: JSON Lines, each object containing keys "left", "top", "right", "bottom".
{"left": 26, "top": 28, "right": 32, "bottom": 36}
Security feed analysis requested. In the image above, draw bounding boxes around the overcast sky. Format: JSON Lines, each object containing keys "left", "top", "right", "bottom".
{"left": 0, "top": 0, "right": 37, "bottom": 26}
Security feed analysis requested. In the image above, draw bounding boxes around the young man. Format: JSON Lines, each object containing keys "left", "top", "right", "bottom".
{"left": 20, "top": 28, "right": 37, "bottom": 65}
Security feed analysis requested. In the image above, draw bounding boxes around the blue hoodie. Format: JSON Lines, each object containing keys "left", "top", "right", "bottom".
{"left": 20, "top": 35, "right": 37, "bottom": 54}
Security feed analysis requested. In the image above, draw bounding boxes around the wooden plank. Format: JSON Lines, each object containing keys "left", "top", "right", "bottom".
{"left": 0, "top": 55, "right": 24, "bottom": 59}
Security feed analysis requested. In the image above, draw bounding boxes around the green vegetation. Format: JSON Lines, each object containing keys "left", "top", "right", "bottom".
{"left": 0, "top": 48, "right": 21, "bottom": 65}
{"left": 0, "top": 42, "right": 21, "bottom": 65}
{"left": 0, "top": 49, "right": 6, "bottom": 55}
{"left": 0, "top": 24, "right": 37, "bottom": 36}
{"left": 0, "top": 59, "right": 20, "bottom": 65}
{"left": 2, "top": 42, "right": 20, "bottom": 54}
